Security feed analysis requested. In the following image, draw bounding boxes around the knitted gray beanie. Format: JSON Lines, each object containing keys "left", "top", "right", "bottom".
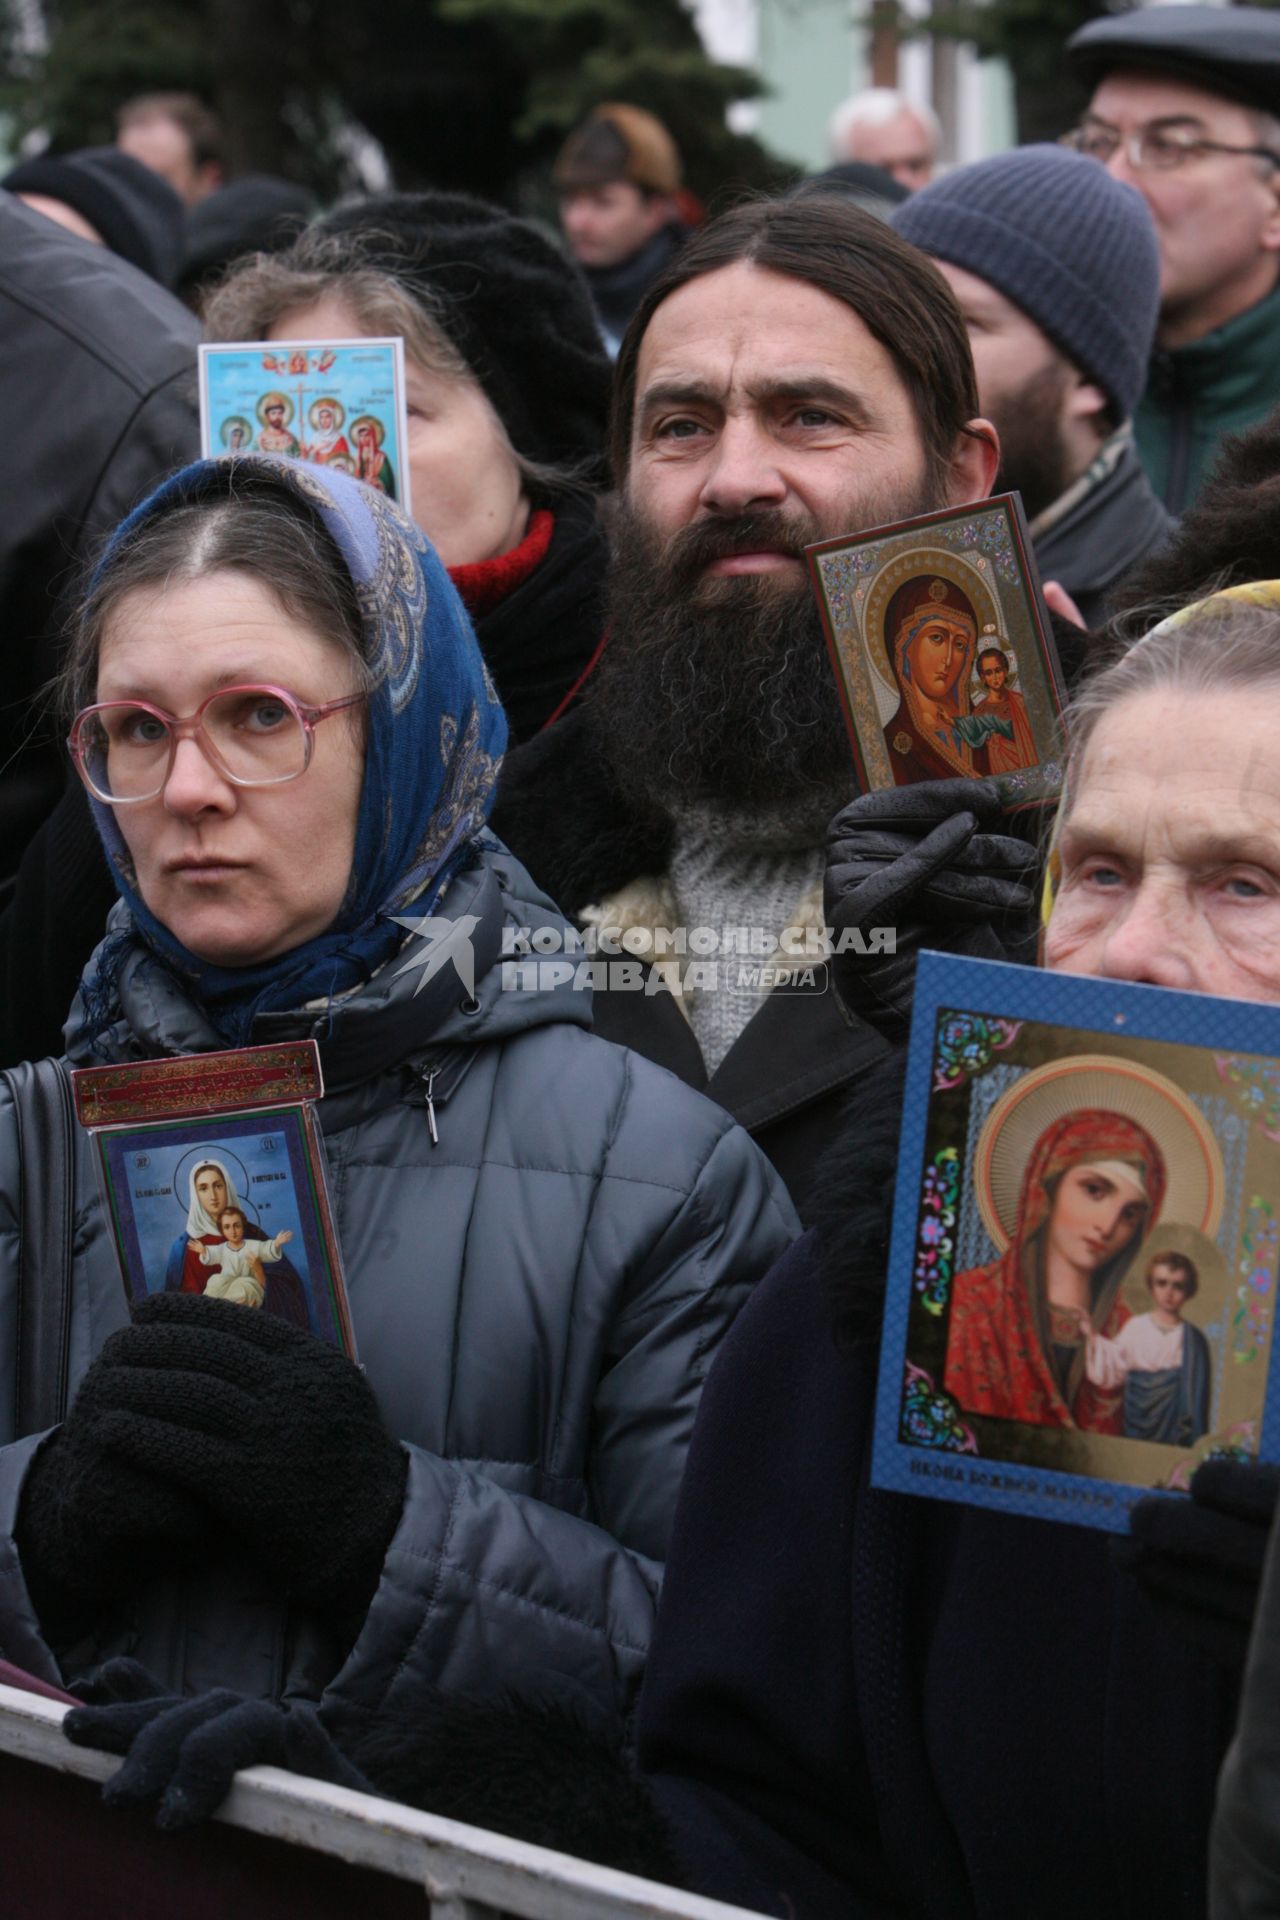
{"left": 892, "top": 144, "right": 1160, "bottom": 421}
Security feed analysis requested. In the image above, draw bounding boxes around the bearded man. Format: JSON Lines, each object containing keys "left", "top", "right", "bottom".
{"left": 894, "top": 143, "right": 1172, "bottom": 628}
{"left": 493, "top": 195, "right": 998, "bottom": 1215}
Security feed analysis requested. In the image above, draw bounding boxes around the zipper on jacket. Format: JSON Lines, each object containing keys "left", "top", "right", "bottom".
{"left": 403, "top": 1048, "right": 481, "bottom": 1145}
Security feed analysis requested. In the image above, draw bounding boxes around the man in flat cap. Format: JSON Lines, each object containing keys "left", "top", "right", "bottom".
{"left": 554, "top": 103, "right": 688, "bottom": 356}
{"left": 1067, "top": 4, "right": 1280, "bottom": 511}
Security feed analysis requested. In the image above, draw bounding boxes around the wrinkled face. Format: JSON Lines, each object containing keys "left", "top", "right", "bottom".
{"left": 219, "top": 1210, "right": 245, "bottom": 1246}
{"left": 839, "top": 108, "right": 935, "bottom": 190}
{"left": 1048, "top": 1162, "right": 1148, "bottom": 1275}
{"left": 909, "top": 617, "right": 971, "bottom": 701}
{"left": 1045, "top": 688, "right": 1280, "bottom": 1000}
{"left": 195, "top": 1168, "right": 228, "bottom": 1219}
{"left": 1149, "top": 1262, "right": 1191, "bottom": 1315}
{"left": 559, "top": 181, "right": 669, "bottom": 269}
{"left": 267, "top": 291, "right": 528, "bottom": 567}
{"left": 97, "top": 570, "right": 365, "bottom": 968}
{"left": 1085, "top": 72, "right": 1280, "bottom": 331}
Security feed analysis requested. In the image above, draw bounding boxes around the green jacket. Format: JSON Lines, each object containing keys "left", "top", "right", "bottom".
{"left": 1136, "top": 282, "right": 1280, "bottom": 514}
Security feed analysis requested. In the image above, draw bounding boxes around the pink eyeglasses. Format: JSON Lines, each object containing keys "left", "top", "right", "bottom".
{"left": 69, "top": 683, "right": 365, "bottom": 805}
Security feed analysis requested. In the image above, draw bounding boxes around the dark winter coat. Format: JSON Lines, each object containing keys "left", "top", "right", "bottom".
{"left": 1032, "top": 434, "right": 1172, "bottom": 631}
{"left": 637, "top": 1056, "right": 1239, "bottom": 1918}
{"left": 491, "top": 707, "right": 891, "bottom": 1223}
{"left": 0, "top": 194, "right": 199, "bottom": 887}
{"left": 582, "top": 223, "right": 685, "bottom": 357}
{"left": 0, "top": 840, "right": 797, "bottom": 1727}
{"left": 461, "top": 493, "right": 609, "bottom": 746}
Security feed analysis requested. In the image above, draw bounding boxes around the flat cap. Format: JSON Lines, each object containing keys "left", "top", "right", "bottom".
{"left": 553, "top": 105, "right": 682, "bottom": 196}
{"left": 1068, "top": 5, "right": 1280, "bottom": 115}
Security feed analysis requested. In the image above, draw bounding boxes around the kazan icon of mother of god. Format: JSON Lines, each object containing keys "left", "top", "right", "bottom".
{"left": 882, "top": 574, "right": 988, "bottom": 783}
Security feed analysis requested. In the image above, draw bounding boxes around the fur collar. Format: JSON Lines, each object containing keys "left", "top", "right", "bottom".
{"left": 491, "top": 705, "right": 674, "bottom": 921}
{"left": 579, "top": 874, "right": 827, "bottom": 1029}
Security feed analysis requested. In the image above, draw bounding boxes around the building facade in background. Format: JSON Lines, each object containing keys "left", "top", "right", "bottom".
{"left": 693, "top": 0, "right": 1015, "bottom": 172}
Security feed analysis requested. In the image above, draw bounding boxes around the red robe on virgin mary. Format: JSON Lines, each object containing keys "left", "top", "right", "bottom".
{"left": 944, "top": 1108, "right": 1167, "bottom": 1433}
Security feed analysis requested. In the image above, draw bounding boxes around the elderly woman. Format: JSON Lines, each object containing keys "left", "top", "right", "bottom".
{"left": 0, "top": 455, "right": 796, "bottom": 1746}
{"left": 203, "top": 191, "right": 611, "bottom": 746}
{"left": 621, "top": 592, "right": 1280, "bottom": 1916}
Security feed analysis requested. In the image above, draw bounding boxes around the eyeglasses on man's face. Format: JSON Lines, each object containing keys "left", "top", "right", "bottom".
{"left": 69, "top": 683, "right": 365, "bottom": 806}
{"left": 1064, "top": 121, "right": 1280, "bottom": 173}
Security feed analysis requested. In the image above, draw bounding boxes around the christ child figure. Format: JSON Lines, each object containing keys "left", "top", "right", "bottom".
{"left": 1079, "top": 1251, "right": 1211, "bottom": 1446}
{"left": 971, "top": 643, "right": 1037, "bottom": 775}
{"left": 192, "top": 1206, "right": 295, "bottom": 1310}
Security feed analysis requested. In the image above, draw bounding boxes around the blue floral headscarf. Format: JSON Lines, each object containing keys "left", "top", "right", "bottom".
{"left": 83, "top": 455, "right": 507, "bottom": 1045}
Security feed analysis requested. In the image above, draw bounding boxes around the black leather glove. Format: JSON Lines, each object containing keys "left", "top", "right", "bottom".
{"left": 824, "top": 778, "right": 1041, "bottom": 1042}
{"left": 62, "top": 1293, "right": 408, "bottom": 1626}
{"left": 1115, "top": 1459, "right": 1280, "bottom": 1666}
{"left": 64, "top": 1660, "right": 370, "bottom": 1829}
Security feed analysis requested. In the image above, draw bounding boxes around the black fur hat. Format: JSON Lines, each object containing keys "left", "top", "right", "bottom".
{"left": 316, "top": 191, "right": 610, "bottom": 477}
{"left": 4, "top": 145, "right": 184, "bottom": 286}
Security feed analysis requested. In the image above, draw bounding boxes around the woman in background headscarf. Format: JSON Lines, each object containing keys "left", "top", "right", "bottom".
{"left": 204, "top": 192, "right": 612, "bottom": 746}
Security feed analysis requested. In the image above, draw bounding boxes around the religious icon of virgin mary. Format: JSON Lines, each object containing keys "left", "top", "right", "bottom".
{"left": 943, "top": 1057, "right": 1223, "bottom": 1434}
{"left": 882, "top": 574, "right": 985, "bottom": 782}
{"left": 165, "top": 1155, "right": 309, "bottom": 1327}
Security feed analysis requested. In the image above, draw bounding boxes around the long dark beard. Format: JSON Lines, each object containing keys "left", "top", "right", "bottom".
{"left": 590, "top": 484, "right": 943, "bottom": 818}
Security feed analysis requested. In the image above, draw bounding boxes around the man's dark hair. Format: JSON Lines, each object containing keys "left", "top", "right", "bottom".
{"left": 118, "top": 91, "right": 222, "bottom": 171}
{"left": 978, "top": 647, "right": 1009, "bottom": 675}
{"left": 609, "top": 196, "right": 980, "bottom": 484}
{"left": 1147, "top": 1252, "right": 1199, "bottom": 1301}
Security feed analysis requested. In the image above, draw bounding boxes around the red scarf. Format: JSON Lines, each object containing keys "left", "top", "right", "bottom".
{"left": 449, "top": 509, "right": 555, "bottom": 620}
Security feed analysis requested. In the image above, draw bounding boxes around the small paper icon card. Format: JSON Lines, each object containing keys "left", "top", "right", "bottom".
{"left": 807, "top": 493, "right": 1066, "bottom": 811}
{"left": 71, "top": 1041, "right": 355, "bottom": 1357}
{"left": 872, "top": 952, "right": 1280, "bottom": 1533}
{"left": 198, "top": 337, "right": 410, "bottom": 515}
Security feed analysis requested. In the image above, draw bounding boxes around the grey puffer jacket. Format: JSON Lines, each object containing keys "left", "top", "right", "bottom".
{"left": 0, "top": 840, "right": 798, "bottom": 1729}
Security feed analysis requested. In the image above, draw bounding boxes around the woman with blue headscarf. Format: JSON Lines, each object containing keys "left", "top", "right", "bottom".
{"left": 0, "top": 456, "right": 796, "bottom": 1754}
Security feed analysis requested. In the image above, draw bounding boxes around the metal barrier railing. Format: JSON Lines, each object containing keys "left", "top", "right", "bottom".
{"left": 0, "top": 1680, "right": 769, "bottom": 1919}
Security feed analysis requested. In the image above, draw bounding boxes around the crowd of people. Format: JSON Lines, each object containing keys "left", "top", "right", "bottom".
{"left": 5, "top": 4, "right": 1280, "bottom": 1915}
